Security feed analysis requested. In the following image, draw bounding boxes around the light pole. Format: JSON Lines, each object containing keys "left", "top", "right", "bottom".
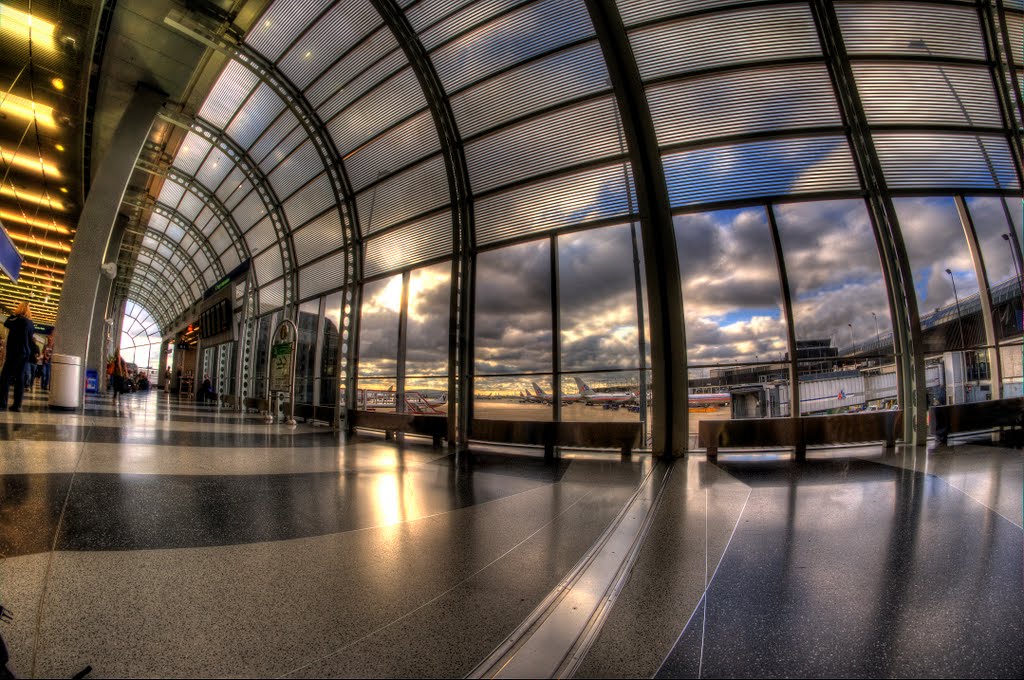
{"left": 871, "top": 311, "right": 880, "bottom": 351}
{"left": 946, "top": 268, "right": 967, "bottom": 348}
{"left": 1003, "top": 233, "right": 1024, "bottom": 331}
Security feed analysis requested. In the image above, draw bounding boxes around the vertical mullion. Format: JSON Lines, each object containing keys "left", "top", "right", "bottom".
{"left": 955, "top": 195, "right": 1003, "bottom": 396}
{"left": 766, "top": 203, "right": 801, "bottom": 428}
{"left": 551, "top": 234, "right": 562, "bottom": 424}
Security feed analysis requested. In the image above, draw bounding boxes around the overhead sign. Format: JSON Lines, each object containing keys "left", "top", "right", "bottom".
{"left": 0, "top": 219, "right": 23, "bottom": 282}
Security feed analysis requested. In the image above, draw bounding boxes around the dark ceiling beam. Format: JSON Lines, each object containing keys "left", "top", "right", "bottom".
{"left": 369, "top": 0, "right": 476, "bottom": 445}
{"left": 585, "top": 0, "right": 689, "bottom": 458}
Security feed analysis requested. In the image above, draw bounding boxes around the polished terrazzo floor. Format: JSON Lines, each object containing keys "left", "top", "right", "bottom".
{"left": 0, "top": 389, "right": 1020, "bottom": 678}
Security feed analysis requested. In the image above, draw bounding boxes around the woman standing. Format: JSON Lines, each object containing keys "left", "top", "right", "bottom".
{"left": 0, "top": 302, "right": 36, "bottom": 412}
{"left": 110, "top": 350, "right": 128, "bottom": 405}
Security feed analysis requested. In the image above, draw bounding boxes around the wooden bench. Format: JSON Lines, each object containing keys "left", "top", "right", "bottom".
{"left": 348, "top": 409, "right": 449, "bottom": 447}
{"left": 700, "top": 411, "right": 903, "bottom": 461}
{"left": 930, "top": 397, "right": 1024, "bottom": 446}
{"left": 468, "top": 419, "right": 642, "bottom": 459}
{"left": 286, "top": 403, "right": 338, "bottom": 426}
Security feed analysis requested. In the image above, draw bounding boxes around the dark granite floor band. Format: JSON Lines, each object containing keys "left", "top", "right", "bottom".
{"left": 0, "top": 453, "right": 586, "bottom": 557}
{"left": 656, "top": 458, "right": 1024, "bottom": 678}
{"left": 0, "top": 422, "right": 339, "bottom": 447}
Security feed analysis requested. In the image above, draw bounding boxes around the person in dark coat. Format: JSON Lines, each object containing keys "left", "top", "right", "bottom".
{"left": 0, "top": 302, "right": 36, "bottom": 412}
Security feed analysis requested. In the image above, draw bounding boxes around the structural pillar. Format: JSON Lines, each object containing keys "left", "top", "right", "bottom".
{"left": 52, "top": 84, "right": 166, "bottom": 406}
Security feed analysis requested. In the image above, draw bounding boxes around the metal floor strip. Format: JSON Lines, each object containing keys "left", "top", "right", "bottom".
{"left": 468, "top": 460, "right": 673, "bottom": 680}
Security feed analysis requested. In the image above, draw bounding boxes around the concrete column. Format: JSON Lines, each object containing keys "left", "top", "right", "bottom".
{"left": 51, "top": 84, "right": 165, "bottom": 406}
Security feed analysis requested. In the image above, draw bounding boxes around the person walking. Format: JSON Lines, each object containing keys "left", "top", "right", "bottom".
{"left": 0, "top": 302, "right": 36, "bottom": 412}
{"left": 110, "top": 350, "right": 128, "bottom": 405}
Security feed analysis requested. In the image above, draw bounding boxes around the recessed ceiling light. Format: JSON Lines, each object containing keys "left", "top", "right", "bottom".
{"left": 55, "top": 143, "right": 64, "bottom": 151}
{"left": 51, "top": 77, "right": 64, "bottom": 90}
{"left": 59, "top": 186, "right": 68, "bottom": 193}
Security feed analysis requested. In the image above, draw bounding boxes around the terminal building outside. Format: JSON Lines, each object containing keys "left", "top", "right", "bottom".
{"left": 0, "top": 0, "right": 1021, "bottom": 677}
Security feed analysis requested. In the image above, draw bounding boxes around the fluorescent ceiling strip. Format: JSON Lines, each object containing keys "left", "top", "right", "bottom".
{"left": 0, "top": 185, "right": 65, "bottom": 210}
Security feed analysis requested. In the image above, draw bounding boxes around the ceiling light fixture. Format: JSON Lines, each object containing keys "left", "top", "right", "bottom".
{"left": 0, "top": 92, "right": 57, "bottom": 128}
{"left": 0, "top": 5, "right": 57, "bottom": 50}
{"left": 0, "top": 209, "right": 70, "bottom": 233}
{"left": 55, "top": 143, "right": 64, "bottom": 152}
{"left": 0, "top": 145, "right": 61, "bottom": 177}
{"left": 51, "top": 77, "right": 64, "bottom": 91}
{"left": 7, "top": 231, "right": 71, "bottom": 252}
{"left": 0, "top": 186, "right": 65, "bottom": 211}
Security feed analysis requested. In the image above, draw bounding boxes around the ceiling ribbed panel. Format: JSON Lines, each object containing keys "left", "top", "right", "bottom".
{"left": 195, "top": 147, "right": 234, "bottom": 190}
{"left": 181, "top": 234, "right": 197, "bottom": 257}
{"left": 247, "top": 0, "right": 335, "bottom": 62}
{"left": 209, "top": 226, "right": 232, "bottom": 256}
{"left": 259, "top": 279, "right": 286, "bottom": 314}
{"left": 305, "top": 26, "right": 399, "bottom": 108}
{"left": 195, "top": 206, "right": 216, "bottom": 233}
{"left": 178, "top": 192, "right": 205, "bottom": 221}
{"left": 325, "top": 67, "right": 426, "bottom": 155}
{"left": 226, "top": 84, "right": 287, "bottom": 150}
{"left": 192, "top": 248, "right": 211, "bottom": 275}
{"left": 475, "top": 163, "right": 634, "bottom": 246}
{"left": 663, "top": 136, "right": 860, "bottom": 207}
{"left": 853, "top": 63, "right": 1002, "bottom": 127}
{"left": 174, "top": 133, "right": 213, "bottom": 176}
{"left": 245, "top": 217, "right": 278, "bottom": 256}
{"left": 268, "top": 140, "right": 325, "bottom": 199}
{"left": 431, "top": 0, "right": 595, "bottom": 94}
{"left": 198, "top": 60, "right": 260, "bottom": 128}
{"left": 222, "top": 181, "right": 252, "bottom": 211}
{"left": 450, "top": 40, "right": 609, "bottom": 139}
{"left": 874, "top": 133, "right": 1020, "bottom": 189}
{"left": 148, "top": 214, "right": 169, "bottom": 232}
{"left": 629, "top": 4, "right": 821, "bottom": 81}
{"left": 616, "top": 0, "right": 755, "bottom": 26}
{"left": 417, "top": 0, "right": 524, "bottom": 49}
{"left": 259, "top": 125, "right": 309, "bottom": 174}
{"left": 299, "top": 251, "right": 346, "bottom": 299}
{"left": 216, "top": 169, "right": 250, "bottom": 205}
{"left": 277, "top": 0, "right": 382, "bottom": 90}
{"left": 253, "top": 247, "right": 285, "bottom": 285}
{"left": 355, "top": 155, "right": 449, "bottom": 235}
{"left": 647, "top": 63, "right": 841, "bottom": 147}
{"left": 250, "top": 110, "right": 301, "bottom": 163}
{"left": 293, "top": 210, "right": 345, "bottom": 264}
{"left": 158, "top": 182, "right": 186, "bottom": 208}
{"left": 363, "top": 210, "right": 453, "bottom": 278}
{"left": 229, "top": 192, "right": 262, "bottom": 233}
{"left": 1007, "top": 11, "right": 1023, "bottom": 65}
{"left": 317, "top": 49, "right": 407, "bottom": 122}
{"left": 345, "top": 110, "right": 441, "bottom": 192}
{"left": 166, "top": 223, "right": 185, "bottom": 243}
{"left": 221, "top": 248, "right": 242, "bottom": 275}
{"left": 283, "top": 173, "right": 334, "bottom": 230}
{"left": 836, "top": 2, "right": 985, "bottom": 59}
{"left": 466, "top": 96, "right": 623, "bottom": 194}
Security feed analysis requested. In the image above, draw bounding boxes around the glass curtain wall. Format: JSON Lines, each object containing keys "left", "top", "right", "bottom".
{"left": 119, "top": 301, "right": 163, "bottom": 373}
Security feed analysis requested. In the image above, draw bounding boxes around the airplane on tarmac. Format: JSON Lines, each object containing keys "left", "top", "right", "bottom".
{"left": 572, "top": 377, "right": 637, "bottom": 406}
{"left": 531, "top": 382, "right": 582, "bottom": 405}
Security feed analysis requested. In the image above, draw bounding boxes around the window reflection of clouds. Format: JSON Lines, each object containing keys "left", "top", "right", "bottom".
{"left": 675, "top": 208, "right": 788, "bottom": 365}
{"left": 559, "top": 225, "right": 640, "bottom": 371}
{"left": 774, "top": 199, "right": 892, "bottom": 348}
{"left": 894, "top": 197, "right": 979, "bottom": 314}
{"left": 407, "top": 262, "right": 450, "bottom": 376}
{"left": 475, "top": 240, "right": 552, "bottom": 375}
{"left": 120, "top": 300, "right": 163, "bottom": 369}
{"left": 359, "top": 275, "right": 400, "bottom": 377}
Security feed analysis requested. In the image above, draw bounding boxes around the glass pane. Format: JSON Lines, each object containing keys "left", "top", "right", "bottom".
{"left": 559, "top": 225, "right": 642, "bottom": 372}
{"left": 475, "top": 240, "right": 552, "bottom": 375}
{"left": 474, "top": 375, "right": 553, "bottom": 422}
{"left": 689, "top": 362, "right": 790, "bottom": 448}
{"left": 320, "top": 291, "right": 343, "bottom": 407}
{"left": 359, "top": 275, "right": 401, "bottom": 379}
{"left": 966, "top": 196, "right": 1024, "bottom": 341}
{"left": 676, "top": 207, "right": 788, "bottom": 365}
{"left": 407, "top": 261, "right": 451, "bottom": 377}
{"left": 295, "top": 299, "right": 320, "bottom": 404}
{"left": 774, "top": 199, "right": 894, "bottom": 360}
{"left": 559, "top": 370, "right": 643, "bottom": 424}
{"left": 1000, "top": 343, "right": 1023, "bottom": 398}
{"left": 405, "top": 377, "right": 449, "bottom": 416}
{"left": 895, "top": 197, "right": 984, "bottom": 353}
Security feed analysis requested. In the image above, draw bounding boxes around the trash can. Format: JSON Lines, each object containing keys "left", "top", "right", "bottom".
{"left": 49, "top": 353, "right": 82, "bottom": 411}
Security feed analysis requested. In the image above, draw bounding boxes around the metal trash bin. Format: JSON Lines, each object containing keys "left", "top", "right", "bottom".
{"left": 49, "top": 353, "right": 82, "bottom": 411}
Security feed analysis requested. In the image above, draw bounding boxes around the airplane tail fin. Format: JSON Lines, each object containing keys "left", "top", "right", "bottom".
{"left": 532, "top": 382, "right": 547, "bottom": 397}
{"left": 573, "top": 376, "right": 594, "bottom": 395}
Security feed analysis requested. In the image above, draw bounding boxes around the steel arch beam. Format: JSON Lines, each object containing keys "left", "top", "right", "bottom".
{"left": 811, "top": 0, "right": 928, "bottom": 446}
{"left": 136, "top": 158, "right": 250, "bottom": 267}
{"left": 134, "top": 233, "right": 210, "bottom": 297}
{"left": 585, "top": 0, "right": 689, "bottom": 457}
{"left": 369, "top": 0, "right": 476, "bottom": 446}
{"left": 122, "top": 196, "right": 227, "bottom": 281}
{"left": 159, "top": 108, "right": 298, "bottom": 314}
{"left": 120, "top": 258, "right": 193, "bottom": 323}
{"left": 122, "top": 272, "right": 181, "bottom": 327}
{"left": 124, "top": 286, "right": 177, "bottom": 331}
